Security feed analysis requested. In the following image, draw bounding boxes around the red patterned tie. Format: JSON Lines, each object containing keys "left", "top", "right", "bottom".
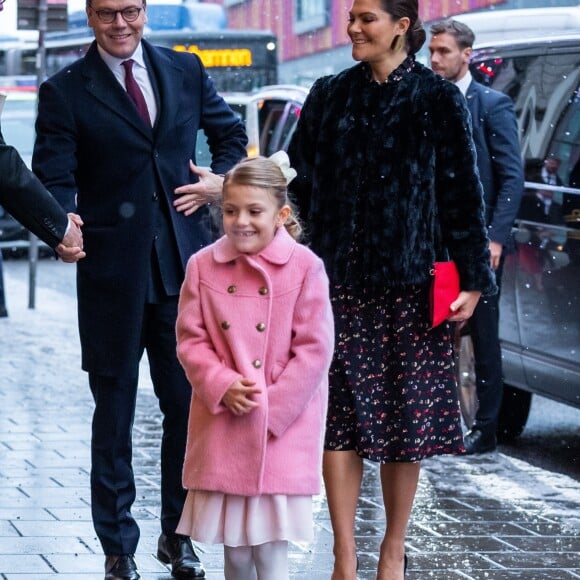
{"left": 122, "top": 59, "right": 150, "bottom": 126}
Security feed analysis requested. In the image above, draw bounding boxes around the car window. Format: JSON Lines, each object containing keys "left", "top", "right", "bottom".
{"left": 258, "top": 99, "right": 289, "bottom": 155}
{"left": 471, "top": 49, "right": 580, "bottom": 183}
{"left": 266, "top": 101, "right": 302, "bottom": 156}
{"left": 195, "top": 102, "right": 246, "bottom": 168}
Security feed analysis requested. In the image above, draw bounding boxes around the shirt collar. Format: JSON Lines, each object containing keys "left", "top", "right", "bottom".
{"left": 455, "top": 70, "right": 472, "bottom": 96}
{"left": 213, "top": 226, "right": 297, "bottom": 265}
{"left": 97, "top": 42, "right": 146, "bottom": 72}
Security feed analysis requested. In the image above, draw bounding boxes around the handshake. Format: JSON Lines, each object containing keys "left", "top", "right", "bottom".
{"left": 56, "top": 213, "right": 86, "bottom": 263}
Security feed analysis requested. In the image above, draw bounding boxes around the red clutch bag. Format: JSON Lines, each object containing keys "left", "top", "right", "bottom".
{"left": 429, "top": 261, "right": 460, "bottom": 328}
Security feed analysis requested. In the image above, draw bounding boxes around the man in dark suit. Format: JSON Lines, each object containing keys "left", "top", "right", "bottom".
{"left": 429, "top": 19, "right": 524, "bottom": 455}
{"left": 0, "top": 4, "right": 84, "bottom": 264}
{"left": 32, "top": 0, "right": 247, "bottom": 577}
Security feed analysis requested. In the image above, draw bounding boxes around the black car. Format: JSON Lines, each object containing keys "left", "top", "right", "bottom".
{"left": 457, "top": 23, "right": 580, "bottom": 439}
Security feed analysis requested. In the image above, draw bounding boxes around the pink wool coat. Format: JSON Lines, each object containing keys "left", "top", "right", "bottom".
{"left": 176, "top": 227, "right": 334, "bottom": 496}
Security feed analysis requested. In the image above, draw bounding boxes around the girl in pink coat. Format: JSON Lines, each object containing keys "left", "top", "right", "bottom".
{"left": 176, "top": 153, "right": 334, "bottom": 579}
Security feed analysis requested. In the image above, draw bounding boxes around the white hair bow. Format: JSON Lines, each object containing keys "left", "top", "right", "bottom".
{"left": 268, "top": 150, "right": 297, "bottom": 185}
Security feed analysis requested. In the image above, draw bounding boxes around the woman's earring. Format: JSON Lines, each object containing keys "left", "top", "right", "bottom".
{"left": 393, "top": 34, "right": 405, "bottom": 53}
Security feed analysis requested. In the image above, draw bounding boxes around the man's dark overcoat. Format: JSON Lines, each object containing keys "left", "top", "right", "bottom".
{"left": 33, "top": 40, "right": 247, "bottom": 375}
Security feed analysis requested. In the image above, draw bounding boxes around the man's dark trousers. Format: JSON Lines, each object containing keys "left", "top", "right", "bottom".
{"left": 89, "top": 298, "right": 191, "bottom": 555}
{"left": 468, "top": 262, "right": 504, "bottom": 435}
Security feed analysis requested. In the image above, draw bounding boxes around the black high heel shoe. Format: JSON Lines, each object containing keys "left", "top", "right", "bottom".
{"left": 404, "top": 553, "right": 408, "bottom": 576}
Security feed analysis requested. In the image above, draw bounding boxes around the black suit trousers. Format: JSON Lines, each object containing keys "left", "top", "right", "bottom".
{"left": 88, "top": 297, "right": 191, "bottom": 555}
{"left": 467, "top": 262, "right": 504, "bottom": 434}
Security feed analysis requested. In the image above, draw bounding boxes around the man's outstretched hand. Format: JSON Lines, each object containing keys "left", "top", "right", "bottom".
{"left": 56, "top": 213, "right": 85, "bottom": 263}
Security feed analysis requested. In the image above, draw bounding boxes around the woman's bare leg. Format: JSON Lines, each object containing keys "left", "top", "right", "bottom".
{"left": 376, "top": 461, "right": 420, "bottom": 580}
{"left": 323, "top": 450, "right": 364, "bottom": 580}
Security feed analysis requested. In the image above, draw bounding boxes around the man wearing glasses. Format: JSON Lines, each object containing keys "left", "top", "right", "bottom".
{"left": 0, "top": 0, "right": 84, "bottom": 262}
{"left": 32, "top": 0, "right": 247, "bottom": 578}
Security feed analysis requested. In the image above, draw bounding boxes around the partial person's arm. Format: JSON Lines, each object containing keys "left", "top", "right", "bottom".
{"left": 0, "top": 130, "right": 84, "bottom": 261}
{"left": 431, "top": 79, "right": 496, "bottom": 298}
{"left": 484, "top": 93, "right": 524, "bottom": 268}
{"left": 176, "top": 255, "right": 244, "bottom": 415}
{"left": 174, "top": 58, "right": 248, "bottom": 214}
{"left": 32, "top": 80, "right": 80, "bottom": 214}
{"left": 266, "top": 257, "right": 334, "bottom": 438}
{"left": 287, "top": 76, "right": 329, "bottom": 215}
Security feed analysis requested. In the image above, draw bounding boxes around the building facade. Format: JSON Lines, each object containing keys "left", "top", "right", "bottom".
{"left": 209, "top": 0, "right": 506, "bottom": 85}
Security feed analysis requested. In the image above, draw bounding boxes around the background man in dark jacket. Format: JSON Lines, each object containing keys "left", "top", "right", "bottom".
{"left": 0, "top": 0, "right": 83, "bottom": 260}
{"left": 429, "top": 19, "right": 524, "bottom": 455}
{"left": 32, "top": 0, "right": 247, "bottom": 577}
{"left": 0, "top": 0, "right": 84, "bottom": 318}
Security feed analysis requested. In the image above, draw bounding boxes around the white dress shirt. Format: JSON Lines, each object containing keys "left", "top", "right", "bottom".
{"left": 98, "top": 43, "right": 158, "bottom": 126}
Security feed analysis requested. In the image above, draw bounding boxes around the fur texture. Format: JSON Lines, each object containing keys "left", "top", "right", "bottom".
{"left": 288, "top": 57, "right": 496, "bottom": 295}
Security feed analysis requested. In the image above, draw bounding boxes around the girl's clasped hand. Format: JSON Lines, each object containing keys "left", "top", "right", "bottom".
{"left": 221, "top": 378, "right": 261, "bottom": 416}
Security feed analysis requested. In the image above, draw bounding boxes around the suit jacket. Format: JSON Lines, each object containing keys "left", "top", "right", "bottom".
{"left": 0, "top": 129, "right": 67, "bottom": 247}
{"left": 33, "top": 40, "right": 247, "bottom": 375}
{"left": 466, "top": 80, "right": 524, "bottom": 246}
{"left": 177, "top": 227, "right": 334, "bottom": 496}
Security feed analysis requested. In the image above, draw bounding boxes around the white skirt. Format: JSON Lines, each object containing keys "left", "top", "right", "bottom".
{"left": 176, "top": 490, "right": 313, "bottom": 547}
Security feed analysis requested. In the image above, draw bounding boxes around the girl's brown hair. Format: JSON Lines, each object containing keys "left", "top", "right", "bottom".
{"left": 223, "top": 156, "right": 303, "bottom": 241}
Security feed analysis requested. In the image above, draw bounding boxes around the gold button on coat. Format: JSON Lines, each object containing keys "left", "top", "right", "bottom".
{"left": 256, "top": 322, "right": 266, "bottom": 332}
{"left": 221, "top": 321, "right": 231, "bottom": 330}
{"left": 258, "top": 287, "right": 268, "bottom": 295}
{"left": 252, "top": 359, "right": 262, "bottom": 369}
{"left": 227, "top": 285, "right": 237, "bottom": 293}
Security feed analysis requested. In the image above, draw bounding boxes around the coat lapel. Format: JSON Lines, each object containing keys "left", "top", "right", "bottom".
{"left": 142, "top": 40, "right": 184, "bottom": 142}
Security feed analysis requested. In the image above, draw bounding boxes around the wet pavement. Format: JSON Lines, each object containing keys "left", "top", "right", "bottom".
{"left": 0, "top": 259, "right": 579, "bottom": 579}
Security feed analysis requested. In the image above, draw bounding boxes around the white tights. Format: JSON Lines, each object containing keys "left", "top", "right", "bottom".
{"left": 224, "top": 541, "right": 289, "bottom": 580}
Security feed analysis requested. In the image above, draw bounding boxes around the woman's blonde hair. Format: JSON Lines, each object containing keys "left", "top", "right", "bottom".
{"left": 223, "top": 156, "right": 303, "bottom": 241}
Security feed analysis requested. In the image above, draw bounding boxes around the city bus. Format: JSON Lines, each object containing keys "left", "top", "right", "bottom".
{"left": 0, "top": 29, "right": 278, "bottom": 92}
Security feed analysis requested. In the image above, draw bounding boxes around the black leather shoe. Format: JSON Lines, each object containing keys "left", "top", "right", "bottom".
{"left": 464, "top": 428, "right": 497, "bottom": 454}
{"left": 157, "top": 533, "right": 205, "bottom": 578}
{"left": 104, "top": 555, "right": 140, "bottom": 580}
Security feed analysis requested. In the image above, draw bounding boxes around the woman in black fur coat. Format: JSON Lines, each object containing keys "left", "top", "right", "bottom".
{"left": 288, "top": 0, "right": 496, "bottom": 578}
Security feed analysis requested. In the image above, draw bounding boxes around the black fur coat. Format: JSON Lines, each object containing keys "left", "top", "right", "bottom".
{"left": 288, "top": 57, "right": 496, "bottom": 295}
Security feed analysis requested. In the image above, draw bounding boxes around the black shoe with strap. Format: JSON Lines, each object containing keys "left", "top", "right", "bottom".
{"left": 157, "top": 533, "right": 206, "bottom": 578}
{"left": 104, "top": 554, "right": 140, "bottom": 580}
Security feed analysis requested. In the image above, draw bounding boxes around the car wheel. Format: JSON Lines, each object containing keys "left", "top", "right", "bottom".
{"left": 455, "top": 331, "right": 478, "bottom": 429}
{"left": 497, "top": 385, "right": 532, "bottom": 442}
